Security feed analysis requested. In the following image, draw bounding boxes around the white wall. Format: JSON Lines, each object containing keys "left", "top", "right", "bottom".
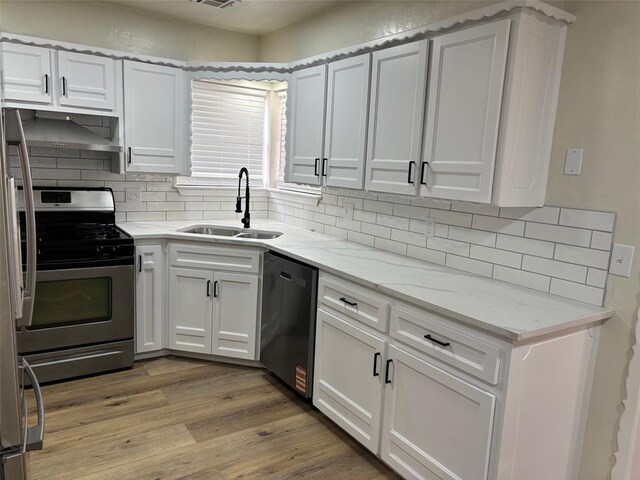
{"left": 0, "top": 0, "right": 259, "bottom": 62}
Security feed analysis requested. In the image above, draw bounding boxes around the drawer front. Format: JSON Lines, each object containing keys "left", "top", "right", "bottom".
{"left": 170, "top": 243, "right": 261, "bottom": 274}
{"left": 390, "top": 305, "right": 501, "bottom": 384}
{"left": 318, "top": 275, "right": 389, "bottom": 333}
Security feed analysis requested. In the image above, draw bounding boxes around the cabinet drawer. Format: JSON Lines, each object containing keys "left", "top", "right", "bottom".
{"left": 390, "top": 305, "right": 501, "bottom": 384}
{"left": 318, "top": 275, "right": 389, "bottom": 333}
{"left": 169, "top": 243, "right": 261, "bottom": 274}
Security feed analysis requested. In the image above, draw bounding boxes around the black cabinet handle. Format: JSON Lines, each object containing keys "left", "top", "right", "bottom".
{"left": 384, "top": 359, "right": 393, "bottom": 384}
{"left": 407, "top": 161, "right": 416, "bottom": 184}
{"left": 61, "top": 76, "right": 67, "bottom": 96}
{"left": 420, "top": 161, "right": 429, "bottom": 186}
{"left": 322, "top": 158, "right": 328, "bottom": 177}
{"left": 339, "top": 297, "right": 357, "bottom": 307}
{"left": 44, "top": 74, "right": 49, "bottom": 94}
{"left": 206, "top": 280, "right": 211, "bottom": 297}
{"left": 373, "top": 352, "right": 381, "bottom": 377}
{"left": 213, "top": 280, "right": 219, "bottom": 298}
{"left": 424, "top": 334, "right": 451, "bottom": 347}
{"left": 127, "top": 147, "right": 132, "bottom": 165}
{"left": 138, "top": 255, "right": 142, "bottom": 273}
{"left": 314, "top": 158, "right": 320, "bottom": 176}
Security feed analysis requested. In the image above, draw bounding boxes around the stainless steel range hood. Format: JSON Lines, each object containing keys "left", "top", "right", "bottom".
{"left": 5, "top": 112, "right": 123, "bottom": 153}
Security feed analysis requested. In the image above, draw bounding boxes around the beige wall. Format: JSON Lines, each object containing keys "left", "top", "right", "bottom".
{"left": 260, "top": 2, "right": 640, "bottom": 479}
{"left": 258, "top": 0, "right": 492, "bottom": 63}
{"left": 0, "top": 0, "right": 259, "bottom": 62}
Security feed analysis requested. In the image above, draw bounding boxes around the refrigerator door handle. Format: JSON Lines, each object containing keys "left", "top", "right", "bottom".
{"left": 21, "top": 359, "right": 45, "bottom": 452}
{"left": 13, "top": 109, "right": 37, "bottom": 328}
{"left": 6, "top": 175, "right": 24, "bottom": 320}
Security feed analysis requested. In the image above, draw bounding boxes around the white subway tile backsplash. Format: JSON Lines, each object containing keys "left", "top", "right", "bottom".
{"left": 391, "top": 228, "right": 426, "bottom": 247}
{"left": 549, "top": 279, "right": 604, "bottom": 306}
{"left": 493, "top": 266, "right": 551, "bottom": 292}
{"left": 524, "top": 222, "right": 592, "bottom": 247}
{"left": 499, "top": 206, "right": 560, "bottom": 224}
{"left": 521, "top": 256, "right": 587, "bottom": 283}
{"left": 393, "top": 204, "right": 429, "bottom": 220}
{"left": 586, "top": 269, "right": 608, "bottom": 288}
{"left": 427, "top": 236, "right": 470, "bottom": 256}
{"left": 406, "top": 245, "right": 446, "bottom": 265}
{"left": 429, "top": 209, "right": 472, "bottom": 228}
{"left": 559, "top": 208, "right": 615, "bottom": 232}
{"left": 495, "top": 234, "right": 555, "bottom": 258}
{"left": 363, "top": 199, "right": 393, "bottom": 215}
{"left": 448, "top": 226, "right": 496, "bottom": 247}
{"left": 554, "top": 244, "right": 610, "bottom": 269}
{"left": 590, "top": 231, "right": 613, "bottom": 251}
{"left": 451, "top": 202, "right": 499, "bottom": 217}
{"left": 361, "top": 222, "right": 391, "bottom": 239}
{"left": 374, "top": 237, "right": 407, "bottom": 256}
{"left": 472, "top": 215, "right": 525, "bottom": 236}
{"left": 348, "top": 231, "right": 375, "bottom": 247}
{"left": 470, "top": 245, "right": 522, "bottom": 268}
{"left": 446, "top": 255, "right": 493, "bottom": 278}
{"left": 377, "top": 213, "right": 410, "bottom": 230}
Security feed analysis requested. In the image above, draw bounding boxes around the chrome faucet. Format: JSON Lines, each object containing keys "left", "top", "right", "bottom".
{"left": 235, "top": 167, "right": 250, "bottom": 228}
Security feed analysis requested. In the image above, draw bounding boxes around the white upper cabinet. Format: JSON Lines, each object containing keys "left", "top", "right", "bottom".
{"left": 323, "top": 54, "right": 371, "bottom": 189}
{"left": 421, "top": 20, "right": 510, "bottom": 204}
{"left": 123, "top": 61, "right": 187, "bottom": 175}
{"left": 286, "top": 64, "right": 327, "bottom": 186}
{"left": 0, "top": 43, "right": 53, "bottom": 105}
{"left": 365, "top": 41, "right": 429, "bottom": 195}
{"left": 57, "top": 51, "right": 115, "bottom": 111}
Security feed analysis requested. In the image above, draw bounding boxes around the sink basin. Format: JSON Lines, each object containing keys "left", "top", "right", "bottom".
{"left": 179, "top": 225, "right": 282, "bottom": 240}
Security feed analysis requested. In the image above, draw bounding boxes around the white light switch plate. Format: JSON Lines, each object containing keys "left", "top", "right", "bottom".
{"left": 425, "top": 217, "right": 436, "bottom": 237}
{"left": 609, "top": 243, "right": 635, "bottom": 277}
{"left": 341, "top": 201, "right": 354, "bottom": 220}
{"left": 564, "top": 148, "right": 583, "bottom": 175}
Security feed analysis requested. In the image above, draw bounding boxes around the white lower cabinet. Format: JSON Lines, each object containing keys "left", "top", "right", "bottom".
{"left": 135, "top": 244, "right": 165, "bottom": 353}
{"left": 313, "top": 308, "right": 386, "bottom": 453}
{"left": 212, "top": 271, "right": 259, "bottom": 360}
{"left": 168, "top": 267, "right": 214, "bottom": 354}
{"left": 381, "top": 344, "right": 495, "bottom": 480}
{"left": 167, "top": 243, "right": 261, "bottom": 360}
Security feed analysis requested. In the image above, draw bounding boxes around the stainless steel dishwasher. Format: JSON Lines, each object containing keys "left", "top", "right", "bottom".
{"left": 260, "top": 251, "right": 318, "bottom": 398}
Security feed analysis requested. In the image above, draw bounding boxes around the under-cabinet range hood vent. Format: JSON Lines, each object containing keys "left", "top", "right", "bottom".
{"left": 7, "top": 115, "right": 123, "bottom": 153}
{"left": 190, "top": 0, "right": 240, "bottom": 8}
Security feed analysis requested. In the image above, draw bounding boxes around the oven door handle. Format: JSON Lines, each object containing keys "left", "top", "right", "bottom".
{"left": 12, "top": 109, "right": 37, "bottom": 328}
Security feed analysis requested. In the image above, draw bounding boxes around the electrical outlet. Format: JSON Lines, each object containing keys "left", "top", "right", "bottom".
{"left": 609, "top": 243, "right": 635, "bottom": 277}
{"left": 425, "top": 217, "right": 436, "bottom": 237}
{"left": 126, "top": 188, "right": 140, "bottom": 203}
{"left": 341, "top": 201, "right": 355, "bottom": 220}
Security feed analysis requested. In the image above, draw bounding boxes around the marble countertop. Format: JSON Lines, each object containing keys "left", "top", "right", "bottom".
{"left": 118, "top": 219, "right": 614, "bottom": 342}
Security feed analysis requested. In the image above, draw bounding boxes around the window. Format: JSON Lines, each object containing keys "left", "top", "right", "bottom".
{"left": 190, "top": 80, "right": 267, "bottom": 184}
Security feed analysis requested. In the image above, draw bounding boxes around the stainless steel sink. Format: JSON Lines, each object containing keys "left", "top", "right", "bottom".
{"left": 179, "top": 225, "right": 282, "bottom": 240}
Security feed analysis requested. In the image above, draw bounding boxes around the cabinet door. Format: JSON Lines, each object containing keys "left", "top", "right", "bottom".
{"left": 212, "top": 272, "right": 259, "bottom": 360}
{"left": 421, "top": 21, "right": 510, "bottom": 203}
{"left": 168, "top": 267, "right": 213, "bottom": 354}
{"left": 314, "top": 308, "right": 386, "bottom": 454}
{"left": 123, "top": 61, "right": 187, "bottom": 174}
{"left": 365, "top": 41, "right": 428, "bottom": 195}
{"left": 286, "top": 65, "right": 326, "bottom": 186}
{"left": 135, "top": 245, "right": 164, "bottom": 353}
{"left": 57, "top": 51, "right": 115, "bottom": 111}
{"left": 0, "top": 43, "right": 52, "bottom": 104}
{"left": 323, "top": 54, "right": 371, "bottom": 189}
{"left": 382, "top": 344, "right": 496, "bottom": 480}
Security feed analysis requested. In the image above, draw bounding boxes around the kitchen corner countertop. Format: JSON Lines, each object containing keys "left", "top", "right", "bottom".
{"left": 118, "top": 219, "right": 614, "bottom": 343}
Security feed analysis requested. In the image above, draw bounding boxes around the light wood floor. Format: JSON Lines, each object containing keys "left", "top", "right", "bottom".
{"left": 26, "top": 356, "right": 400, "bottom": 480}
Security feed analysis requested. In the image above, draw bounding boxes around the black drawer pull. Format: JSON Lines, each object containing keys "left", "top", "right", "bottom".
{"left": 339, "top": 297, "right": 357, "bottom": 307}
{"left": 44, "top": 74, "right": 49, "bottom": 94}
{"left": 322, "top": 158, "right": 328, "bottom": 177}
{"left": 407, "top": 161, "right": 416, "bottom": 184}
{"left": 206, "top": 280, "right": 211, "bottom": 297}
{"left": 61, "top": 76, "right": 67, "bottom": 96}
{"left": 424, "top": 334, "right": 450, "bottom": 347}
{"left": 213, "top": 280, "right": 219, "bottom": 298}
{"left": 314, "top": 158, "right": 320, "bottom": 176}
{"left": 420, "top": 161, "right": 429, "bottom": 186}
{"left": 384, "top": 359, "right": 393, "bottom": 384}
{"left": 138, "top": 255, "right": 142, "bottom": 273}
{"left": 373, "top": 352, "right": 381, "bottom": 377}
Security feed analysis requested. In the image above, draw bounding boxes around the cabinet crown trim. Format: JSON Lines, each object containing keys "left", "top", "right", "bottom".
{"left": 1, "top": 1, "right": 574, "bottom": 74}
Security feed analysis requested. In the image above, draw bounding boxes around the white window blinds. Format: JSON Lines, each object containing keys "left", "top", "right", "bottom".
{"left": 277, "top": 90, "right": 287, "bottom": 185}
{"left": 191, "top": 80, "right": 267, "bottom": 183}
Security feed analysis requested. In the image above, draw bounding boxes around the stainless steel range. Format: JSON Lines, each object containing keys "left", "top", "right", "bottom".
{"left": 17, "top": 187, "right": 135, "bottom": 383}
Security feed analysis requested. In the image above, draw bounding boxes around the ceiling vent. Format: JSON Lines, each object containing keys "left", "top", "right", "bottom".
{"left": 190, "top": 0, "right": 240, "bottom": 8}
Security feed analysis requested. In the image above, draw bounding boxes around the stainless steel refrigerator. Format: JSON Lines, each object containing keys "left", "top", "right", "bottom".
{"left": 1, "top": 109, "right": 45, "bottom": 480}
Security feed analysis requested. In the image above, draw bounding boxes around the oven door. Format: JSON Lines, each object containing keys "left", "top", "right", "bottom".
{"left": 17, "top": 265, "right": 134, "bottom": 354}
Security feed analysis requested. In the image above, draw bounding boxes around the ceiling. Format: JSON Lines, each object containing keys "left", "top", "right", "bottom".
{"left": 104, "top": 0, "right": 339, "bottom": 36}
